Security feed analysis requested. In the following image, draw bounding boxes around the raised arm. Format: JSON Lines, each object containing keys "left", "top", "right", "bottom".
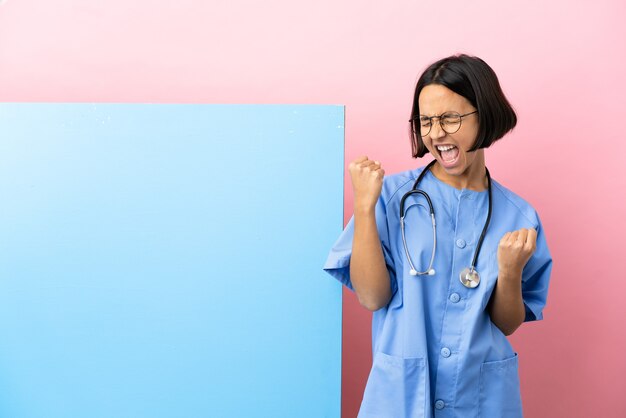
{"left": 488, "top": 228, "right": 537, "bottom": 335}
{"left": 348, "top": 156, "right": 392, "bottom": 311}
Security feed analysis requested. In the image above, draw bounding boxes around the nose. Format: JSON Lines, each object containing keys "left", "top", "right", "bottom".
{"left": 428, "top": 118, "right": 447, "bottom": 140}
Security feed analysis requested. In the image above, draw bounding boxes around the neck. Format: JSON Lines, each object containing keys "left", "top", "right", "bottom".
{"left": 431, "top": 151, "right": 488, "bottom": 192}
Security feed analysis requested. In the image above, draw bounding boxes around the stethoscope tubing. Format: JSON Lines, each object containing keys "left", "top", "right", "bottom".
{"left": 400, "top": 160, "right": 492, "bottom": 286}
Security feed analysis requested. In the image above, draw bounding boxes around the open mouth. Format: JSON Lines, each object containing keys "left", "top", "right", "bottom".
{"left": 436, "top": 144, "right": 460, "bottom": 165}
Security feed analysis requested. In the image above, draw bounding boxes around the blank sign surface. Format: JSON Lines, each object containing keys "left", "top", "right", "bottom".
{"left": 0, "top": 104, "right": 344, "bottom": 418}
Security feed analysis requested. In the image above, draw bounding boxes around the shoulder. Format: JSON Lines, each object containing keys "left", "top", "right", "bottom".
{"left": 491, "top": 179, "right": 541, "bottom": 228}
{"left": 380, "top": 167, "right": 427, "bottom": 205}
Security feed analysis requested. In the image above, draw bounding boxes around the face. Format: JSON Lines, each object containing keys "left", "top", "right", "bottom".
{"left": 418, "top": 84, "right": 481, "bottom": 177}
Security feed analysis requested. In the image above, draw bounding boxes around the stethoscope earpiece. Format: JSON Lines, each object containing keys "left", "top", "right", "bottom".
{"left": 409, "top": 268, "right": 434, "bottom": 276}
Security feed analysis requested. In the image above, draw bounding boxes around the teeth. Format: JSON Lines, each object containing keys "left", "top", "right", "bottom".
{"left": 437, "top": 145, "right": 456, "bottom": 151}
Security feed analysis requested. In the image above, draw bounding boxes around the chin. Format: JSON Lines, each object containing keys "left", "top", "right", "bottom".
{"left": 437, "top": 157, "right": 468, "bottom": 175}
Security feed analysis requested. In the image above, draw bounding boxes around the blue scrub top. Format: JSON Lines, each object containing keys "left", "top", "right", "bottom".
{"left": 323, "top": 166, "right": 553, "bottom": 418}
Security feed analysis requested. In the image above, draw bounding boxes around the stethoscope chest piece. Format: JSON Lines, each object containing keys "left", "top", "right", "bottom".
{"left": 459, "top": 267, "right": 480, "bottom": 288}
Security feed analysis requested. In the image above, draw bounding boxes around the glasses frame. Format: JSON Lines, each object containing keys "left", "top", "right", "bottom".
{"left": 410, "top": 110, "right": 478, "bottom": 137}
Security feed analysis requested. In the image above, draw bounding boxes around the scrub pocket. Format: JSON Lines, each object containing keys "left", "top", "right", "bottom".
{"left": 358, "top": 352, "right": 426, "bottom": 418}
{"left": 478, "top": 352, "right": 523, "bottom": 418}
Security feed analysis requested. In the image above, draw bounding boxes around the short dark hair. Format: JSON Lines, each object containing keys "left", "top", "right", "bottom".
{"left": 409, "top": 54, "right": 517, "bottom": 158}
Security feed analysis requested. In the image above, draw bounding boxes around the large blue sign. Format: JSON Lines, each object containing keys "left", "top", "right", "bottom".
{"left": 0, "top": 104, "right": 344, "bottom": 418}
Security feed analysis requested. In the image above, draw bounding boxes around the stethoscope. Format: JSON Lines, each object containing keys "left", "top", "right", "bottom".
{"left": 399, "top": 160, "right": 493, "bottom": 289}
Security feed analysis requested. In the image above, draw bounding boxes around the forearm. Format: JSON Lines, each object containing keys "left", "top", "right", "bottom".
{"left": 350, "top": 208, "right": 392, "bottom": 311}
{"left": 488, "top": 271, "right": 525, "bottom": 336}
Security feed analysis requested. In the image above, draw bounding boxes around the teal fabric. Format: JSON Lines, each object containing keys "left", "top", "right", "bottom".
{"left": 324, "top": 166, "right": 552, "bottom": 417}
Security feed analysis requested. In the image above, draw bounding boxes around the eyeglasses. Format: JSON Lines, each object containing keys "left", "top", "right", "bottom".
{"left": 410, "top": 110, "right": 478, "bottom": 137}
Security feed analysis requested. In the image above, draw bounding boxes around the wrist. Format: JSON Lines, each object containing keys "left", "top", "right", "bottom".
{"left": 498, "top": 264, "right": 522, "bottom": 279}
{"left": 354, "top": 203, "right": 376, "bottom": 216}
{"left": 497, "top": 268, "right": 523, "bottom": 284}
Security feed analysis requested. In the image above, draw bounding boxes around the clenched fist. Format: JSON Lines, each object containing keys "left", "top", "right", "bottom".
{"left": 349, "top": 156, "right": 385, "bottom": 213}
{"left": 497, "top": 228, "right": 537, "bottom": 279}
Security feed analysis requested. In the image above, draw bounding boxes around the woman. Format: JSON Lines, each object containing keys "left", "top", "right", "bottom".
{"left": 323, "top": 54, "right": 553, "bottom": 417}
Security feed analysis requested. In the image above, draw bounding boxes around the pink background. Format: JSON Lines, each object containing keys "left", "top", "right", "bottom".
{"left": 1, "top": 1, "right": 625, "bottom": 416}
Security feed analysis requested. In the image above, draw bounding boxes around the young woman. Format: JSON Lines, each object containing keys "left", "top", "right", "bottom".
{"left": 323, "top": 54, "right": 553, "bottom": 418}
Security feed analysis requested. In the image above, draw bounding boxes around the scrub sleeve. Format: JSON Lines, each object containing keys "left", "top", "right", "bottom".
{"left": 323, "top": 194, "right": 398, "bottom": 299}
{"left": 521, "top": 215, "right": 553, "bottom": 322}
